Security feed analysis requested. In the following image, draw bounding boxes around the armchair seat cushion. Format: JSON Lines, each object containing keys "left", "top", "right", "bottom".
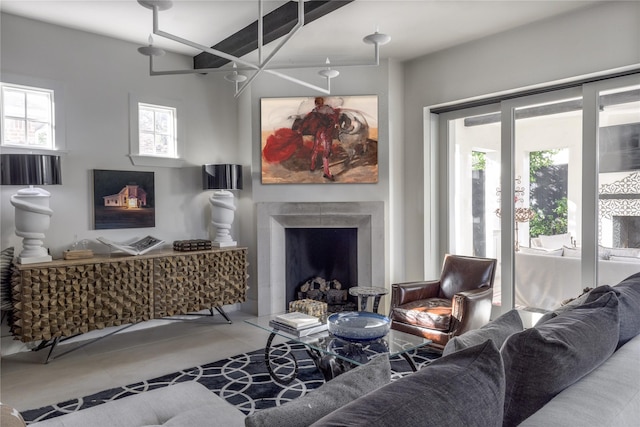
{"left": 391, "top": 298, "right": 452, "bottom": 331}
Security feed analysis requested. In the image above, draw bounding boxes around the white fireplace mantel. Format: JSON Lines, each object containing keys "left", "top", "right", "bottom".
{"left": 256, "top": 202, "right": 385, "bottom": 316}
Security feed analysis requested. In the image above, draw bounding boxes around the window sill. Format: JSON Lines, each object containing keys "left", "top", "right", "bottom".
{"left": 128, "top": 154, "right": 185, "bottom": 168}
{"left": 0, "top": 146, "right": 69, "bottom": 156}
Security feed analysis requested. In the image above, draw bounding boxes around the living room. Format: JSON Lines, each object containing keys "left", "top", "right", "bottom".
{"left": 1, "top": 1, "right": 639, "bottom": 425}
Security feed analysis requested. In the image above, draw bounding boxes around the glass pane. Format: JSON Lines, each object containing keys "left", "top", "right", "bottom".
{"left": 27, "top": 121, "right": 51, "bottom": 146}
{"left": 139, "top": 108, "right": 154, "bottom": 132}
{"left": 449, "top": 111, "right": 502, "bottom": 305}
{"left": 597, "top": 85, "right": 640, "bottom": 280}
{"left": 138, "top": 104, "right": 176, "bottom": 157}
{"left": 26, "top": 91, "right": 51, "bottom": 122}
{"left": 3, "top": 117, "right": 26, "bottom": 144}
{"left": 514, "top": 96, "right": 583, "bottom": 311}
{"left": 3, "top": 89, "right": 26, "bottom": 118}
{"left": 139, "top": 132, "right": 155, "bottom": 155}
{"left": 154, "top": 110, "right": 172, "bottom": 134}
{"left": 155, "top": 134, "right": 169, "bottom": 155}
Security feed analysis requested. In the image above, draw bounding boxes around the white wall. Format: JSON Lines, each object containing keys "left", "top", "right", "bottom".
{"left": 0, "top": 13, "right": 404, "bottom": 318}
{"left": 0, "top": 14, "right": 241, "bottom": 258}
{"left": 3, "top": 1, "right": 639, "bottom": 317}
{"left": 237, "top": 61, "right": 400, "bottom": 312}
{"left": 402, "top": 1, "right": 640, "bottom": 280}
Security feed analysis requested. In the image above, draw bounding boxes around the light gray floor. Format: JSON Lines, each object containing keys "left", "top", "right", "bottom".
{"left": 0, "top": 310, "right": 272, "bottom": 412}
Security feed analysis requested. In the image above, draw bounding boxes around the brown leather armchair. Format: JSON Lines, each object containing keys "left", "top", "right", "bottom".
{"left": 389, "top": 254, "right": 497, "bottom": 349}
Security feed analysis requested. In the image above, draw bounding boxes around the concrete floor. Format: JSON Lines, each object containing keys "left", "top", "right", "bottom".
{"left": 0, "top": 310, "right": 270, "bottom": 412}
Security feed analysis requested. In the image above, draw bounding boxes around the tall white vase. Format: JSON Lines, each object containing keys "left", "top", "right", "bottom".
{"left": 11, "top": 187, "right": 54, "bottom": 264}
{"left": 209, "top": 190, "right": 237, "bottom": 247}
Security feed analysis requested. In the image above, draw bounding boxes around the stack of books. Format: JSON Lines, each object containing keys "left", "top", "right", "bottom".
{"left": 173, "top": 239, "right": 213, "bottom": 252}
{"left": 269, "top": 312, "right": 328, "bottom": 337}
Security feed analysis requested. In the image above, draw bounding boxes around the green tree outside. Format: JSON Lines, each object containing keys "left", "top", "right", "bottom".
{"left": 529, "top": 150, "right": 568, "bottom": 238}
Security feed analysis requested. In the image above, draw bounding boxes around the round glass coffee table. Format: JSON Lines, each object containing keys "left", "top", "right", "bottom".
{"left": 348, "top": 286, "right": 389, "bottom": 313}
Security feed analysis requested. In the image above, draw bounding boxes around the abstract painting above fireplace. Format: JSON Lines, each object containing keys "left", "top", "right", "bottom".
{"left": 260, "top": 95, "right": 379, "bottom": 184}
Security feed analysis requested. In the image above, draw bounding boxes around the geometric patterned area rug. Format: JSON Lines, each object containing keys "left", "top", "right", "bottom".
{"left": 21, "top": 341, "right": 440, "bottom": 424}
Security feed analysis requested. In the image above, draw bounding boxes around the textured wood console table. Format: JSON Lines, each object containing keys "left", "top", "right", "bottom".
{"left": 10, "top": 247, "right": 248, "bottom": 360}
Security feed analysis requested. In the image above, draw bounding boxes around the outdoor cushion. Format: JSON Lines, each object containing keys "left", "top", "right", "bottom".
{"left": 244, "top": 354, "right": 391, "bottom": 427}
{"left": 518, "top": 247, "right": 563, "bottom": 256}
{"left": 538, "top": 233, "right": 572, "bottom": 250}
{"left": 311, "top": 340, "right": 505, "bottom": 427}
{"left": 501, "top": 292, "right": 619, "bottom": 427}
{"left": 442, "top": 309, "right": 523, "bottom": 356}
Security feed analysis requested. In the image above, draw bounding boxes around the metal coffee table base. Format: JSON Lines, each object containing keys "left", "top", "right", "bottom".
{"left": 262, "top": 332, "right": 420, "bottom": 385}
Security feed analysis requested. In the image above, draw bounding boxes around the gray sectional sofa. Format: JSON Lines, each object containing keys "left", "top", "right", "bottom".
{"left": 8, "top": 274, "right": 640, "bottom": 427}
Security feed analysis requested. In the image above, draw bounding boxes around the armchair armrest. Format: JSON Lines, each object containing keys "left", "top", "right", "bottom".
{"left": 450, "top": 287, "right": 493, "bottom": 336}
{"left": 391, "top": 280, "right": 441, "bottom": 307}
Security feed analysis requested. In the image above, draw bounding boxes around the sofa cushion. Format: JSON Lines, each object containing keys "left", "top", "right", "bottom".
{"left": 244, "top": 354, "right": 391, "bottom": 427}
{"left": 442, "top": 309, "right": 523, "bottom": 356}
{"left": 29, "top": 382, "right": 245, "bottom": 427}
{"left": 501, "top": 292, "right": 619, "bottom": 427}
{"left": 518, "top": 333, "right": 640, "bottom": 427}
{"left": 311, "top": 340, "right": 505, "bottom": 427}
{"left": 584, "top": 272, "right": 640, "bottom": 348}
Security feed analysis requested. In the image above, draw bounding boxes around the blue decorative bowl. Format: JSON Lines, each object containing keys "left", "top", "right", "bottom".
{"left": 327, "top": 312, "right": 391, "bottom": 342}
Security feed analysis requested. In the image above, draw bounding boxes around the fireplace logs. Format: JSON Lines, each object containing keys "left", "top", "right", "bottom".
{"left": 297, "top": 277, "right": 357, "bottom": 313}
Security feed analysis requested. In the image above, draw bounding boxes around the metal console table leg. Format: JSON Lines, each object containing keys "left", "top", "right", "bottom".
{"left": 34, "top": 323, "right": 136, "bottom": 364}
{"left": 214, "top": 306, "right": 232, "bottom": 324}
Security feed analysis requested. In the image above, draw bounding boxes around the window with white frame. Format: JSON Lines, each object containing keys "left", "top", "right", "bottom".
{"left": 1, "top": 83, "right": 54, "bottom": 149}
{"left": 129, "top": 94, "right": 184, "bottom": 167}
{"left": 138, "top": 102, "right": 177, "bottom": 157}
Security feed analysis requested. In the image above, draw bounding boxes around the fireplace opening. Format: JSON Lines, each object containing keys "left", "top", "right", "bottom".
{"left": 285, "top": 228, "right": 358, "bottom": 312}
{"left": 613, "top": 216, "right": 640, "bottom": 248}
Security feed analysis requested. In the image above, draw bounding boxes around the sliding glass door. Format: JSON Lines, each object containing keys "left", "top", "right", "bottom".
{"left": 593, "top": 79, "right": 640, "bottom": 285}
{"left": 444, "top": 104, "right": 502, "bottom": 304}
{"left": 440, "top": 74, "right": 640, "bottom": 313}
{"left": 510, "top": 90, "right": 583, "bottom": 312}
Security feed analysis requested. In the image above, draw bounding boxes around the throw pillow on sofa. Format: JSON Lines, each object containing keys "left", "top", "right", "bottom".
{"left": 584, "top": 272, "right": 640, "bottom": 348}
{"left": 501, "top": 292, "right": 619, "bottom": 427}
{"left": 244, "top": 353, "right": 391, "bottom": 427}
{"left": 442, "top": 309, "right": 523, "bottom": 356}
{"left": 311, "top": 340, "right": 505, "bottom": 427}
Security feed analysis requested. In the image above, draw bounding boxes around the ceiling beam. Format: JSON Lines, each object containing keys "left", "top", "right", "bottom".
{"left": 193, "top": 0, "right": 354, "bottom": 70}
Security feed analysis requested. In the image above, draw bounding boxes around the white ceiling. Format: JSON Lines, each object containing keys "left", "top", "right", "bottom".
{"left": 1, "top": 0, "right": 600, "bottom": 68}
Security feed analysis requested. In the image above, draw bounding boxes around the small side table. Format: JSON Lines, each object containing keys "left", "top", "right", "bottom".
{"left": 348, "top": 286, "right": 389, "bottom": 313}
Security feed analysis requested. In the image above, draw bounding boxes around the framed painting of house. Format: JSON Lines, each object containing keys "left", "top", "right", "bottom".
{"left": 93, "top": 169, "right": 155, "bottom": 229}
{"left": 260, "top": 95, "right": 378, "bottom": 184}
